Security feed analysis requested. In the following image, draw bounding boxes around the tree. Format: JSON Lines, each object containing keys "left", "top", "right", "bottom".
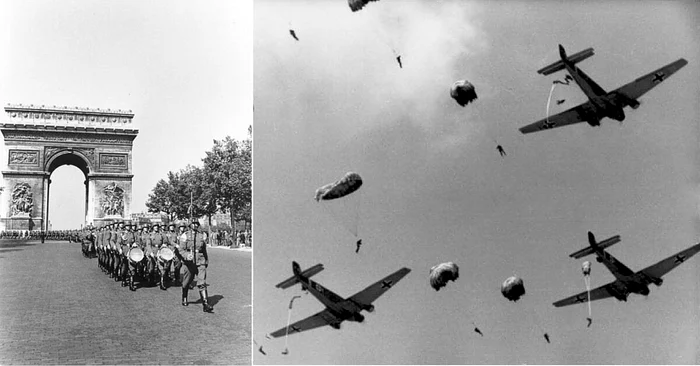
{"left": 202, "top": 133, "right": 252, "bottom": 230}
{"left": 145, "top": 171, "right": 180, "bottom": 221}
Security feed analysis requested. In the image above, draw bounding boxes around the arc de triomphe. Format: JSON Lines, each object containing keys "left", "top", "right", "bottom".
{"left": 0, "top": 104, "right": 139, "bottom": 230}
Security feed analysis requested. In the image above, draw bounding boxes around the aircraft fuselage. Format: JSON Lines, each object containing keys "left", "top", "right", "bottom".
{"left": 560, "top": 46, "right": 626, "bottom": 125}
{"left": 592, "top": 246, "right": 650, "bottom": 300}
{"left": 296, "top": 273, "right": 365, "bottom": 327}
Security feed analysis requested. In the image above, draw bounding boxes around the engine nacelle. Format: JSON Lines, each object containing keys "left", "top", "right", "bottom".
{"left": 353, "top": 313, "right": 365, "bottom": 323}
{"left": 331, "top": 323, "right": 341, "bottom": 330}
{"left": 364, "top": 305, "right": 375, "bottom": 313}
{"left": 609, "top": 283, "right": 628, "bottom": 301}
{"left": 586, "top": 118, "right": 601, "bottom": 127}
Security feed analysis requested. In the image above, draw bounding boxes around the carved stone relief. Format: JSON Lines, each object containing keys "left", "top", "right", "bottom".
{"left": 44, "top": 146, "right": 96, "bottom": 167}
{"left": 10, "top": 183, "right": 33, "bottom": 217}
{"left": 9, "top": 150, "right": 39, "bottom": 166}
{"left": 100, "top": 183, "right": 124, "bottom": 216}
{"left": 100, "top": 154, "right": 127, "bottom": 169}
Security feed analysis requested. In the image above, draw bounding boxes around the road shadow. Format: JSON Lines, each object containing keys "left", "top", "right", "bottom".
{"left": 0, "top": 242, "right": 38, "bottom": 249}
{"left": 209, "top": 295, "right": 224, "bottom": 307}
{"left": 0, "top": 248, "right": 25, "bottom": 254}
{"left": 190, "top": 294, "right": 224, "bottom": 306}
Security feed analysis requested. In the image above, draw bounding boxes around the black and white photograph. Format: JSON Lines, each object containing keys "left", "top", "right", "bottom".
{"left": 0, "top": 1, "right": 252, "bottom": 364}
{"left": 253, "top": 1, "right": 699, "bottom": 364}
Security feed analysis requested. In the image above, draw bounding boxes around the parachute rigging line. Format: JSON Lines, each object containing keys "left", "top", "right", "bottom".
{"left": 545, "top": 83, "right": 557, "bottom": 126}
{"left": 283, "top": 296, "right": 298, "bottom": 354}
{"left": 584, "top": 275, "right": 592, "bottom": 326}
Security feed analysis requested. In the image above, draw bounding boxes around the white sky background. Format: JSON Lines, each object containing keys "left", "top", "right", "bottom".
{"left": 0, "top": 0, "right": 253, "bottom": 229}
{"left": 254, "top": 1, "right": 700, "bottom": 364}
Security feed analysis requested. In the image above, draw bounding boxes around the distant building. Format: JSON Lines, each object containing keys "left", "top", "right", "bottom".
{"left": 131, "top": 212, "right": 169, "bottom": 226}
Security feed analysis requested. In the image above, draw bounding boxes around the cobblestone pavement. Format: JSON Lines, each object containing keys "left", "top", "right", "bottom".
{"left": 0, "top": 240, "right": 251, "bottom": 365}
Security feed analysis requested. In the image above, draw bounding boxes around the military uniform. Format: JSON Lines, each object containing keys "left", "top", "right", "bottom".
{"left": 149, "top": 225, "right": 167, "bottom": 290}
{"left": 95, "top": 227, "right": 103, "bottom": 269}
{"left": 110, "top": 224, "right": 122, "bottom": 280}
{"left": 118, "top": 225, "right": 135, "bottom": 288}
{"left": 165, "top": 224, "right": 182, "bottom": 286}
{"left": 176, "top": 220, "right": 213, "bottom": 312}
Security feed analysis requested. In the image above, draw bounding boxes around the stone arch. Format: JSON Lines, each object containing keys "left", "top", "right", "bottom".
{"left": 0, "top": 104, "right": 138, "bottom": 231}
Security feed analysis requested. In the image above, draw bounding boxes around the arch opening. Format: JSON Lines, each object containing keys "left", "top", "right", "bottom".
{"left": 45, "top": 152, "right": 90, "bottom": 230}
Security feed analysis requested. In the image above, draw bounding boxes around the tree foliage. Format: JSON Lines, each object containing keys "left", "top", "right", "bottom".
{"left": 145, "top": 130, "right": 252, "bottom": 230}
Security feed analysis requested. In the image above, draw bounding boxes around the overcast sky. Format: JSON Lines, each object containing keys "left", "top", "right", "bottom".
{"left": 253, "top": 1, "right": 700, "bottom": 364}
{"left": 0, "top": 0, "right": 252, "bottom": 229}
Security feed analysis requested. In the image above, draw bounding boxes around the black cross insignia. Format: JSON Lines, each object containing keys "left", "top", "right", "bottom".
{"left": 291, "top": 326, "right": 301, "bottom": 333}
{"left": 652, "top": 72, "right": 665, "bottom": 83}
{"left": 575, "top": 295, "right": 586, "bottom": 303}
{"left": 381, "top": 280, "right": 393, "bottom": 289}
{"left": 674, "top": 254, "right": 686, "bottom": 264}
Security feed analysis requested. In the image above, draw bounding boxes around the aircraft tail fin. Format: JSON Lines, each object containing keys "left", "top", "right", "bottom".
{"left": 570, "top": 232, "right": 621, "bottom": 259}
{"left": 275, "top": 262, "right": 325, "bottom": 289}
{"left": 537, "top": 45, "right": 595, "bottom": 75}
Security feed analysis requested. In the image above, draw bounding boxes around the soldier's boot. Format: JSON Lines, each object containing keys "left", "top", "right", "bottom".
{"left": 182, "top": 288, "right": 189, "bottom": 306}
{"left": 159, "top": 275, "right": 167, "bottom": 291}
{"left": 200, "top": 288, "right": 214, "bottom": 313}
{"left": 129, "top": 275, "right": 136, "bottom": 291}
{"left": 121, "top": 274, "right": 128, "bottom": 287}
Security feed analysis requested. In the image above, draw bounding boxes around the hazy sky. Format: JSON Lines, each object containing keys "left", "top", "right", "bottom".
{"left": 0, "top": 0, "right": 252, "bottom": 229}
{"left": 253, "top": 1, "right": 700, "bottom": 364}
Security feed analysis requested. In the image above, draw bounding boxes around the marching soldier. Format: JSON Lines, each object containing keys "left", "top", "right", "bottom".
{"left": 112, "top": 222, "right": 124, "bottom": 281}
{"left": 98, "top": 226, "right": 104, "bottom": 270}
{"left": 151, "top": 224, "right": 169, "bottom": 290}
{"left": 174, "top": 219, "right": 213, "bottom": 313}
{"left": 121, "top": 224, "right": 137, "bottom": 288}
{"left": 173, "top": 223, "right": 187, "bottom": 282}
{"left": 141, "top": 224, "right": 156, "bottom": 286}
{"left": 165, "top": 223, "right": 182, "bottom": 286}
{"left": 126, "top": 225, "right": 146, "bottom": 291}
{"left": 108, "top": 223, "right": 118, "bottom": 278}
{"left": 103, "top": 224, "right": 112, "bottom": 274}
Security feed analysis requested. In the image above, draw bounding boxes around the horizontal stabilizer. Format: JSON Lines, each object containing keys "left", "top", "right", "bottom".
{"left": 275, "top": 263, "right": 324, "bottom": 289}
{"left": 570, "top": 233, "right": 621, "bottom": 259}
{"left": 538, "top": 47, "right": 595, "bottom": 76}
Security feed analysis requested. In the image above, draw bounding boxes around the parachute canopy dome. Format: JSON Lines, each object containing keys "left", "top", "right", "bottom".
{"left": 315, "top": 172, "right": 363, "bottom": 201}
{"left": 349, "top": 0, "right": 380, "bottom": 12}
{"left": 501, "top": 276, "right": 525, "bottom": 302}
{"left": 430, "top": 262, "right": 459, "bottom": 291}
{"left": 582, "top": 261, "right": 591, "bottom": 276}
{"left": 450, "top": 80, "right": 478, "bottom": 107}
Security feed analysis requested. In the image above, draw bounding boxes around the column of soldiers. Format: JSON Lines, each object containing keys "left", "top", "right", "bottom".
{"left": 0, "top": 229, "right": 80, "bottom": 241}
{"left": 91, "top": 219, "right": 213, "bottom": 313}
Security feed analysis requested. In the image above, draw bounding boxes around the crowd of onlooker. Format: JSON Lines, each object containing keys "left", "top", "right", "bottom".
{"left": 210, "top": 229, "right": 252, "bottom": 248}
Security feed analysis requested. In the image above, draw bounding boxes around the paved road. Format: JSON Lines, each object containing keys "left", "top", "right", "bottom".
{"left": 0, "top": 240, "right": 251, "bottom": 365}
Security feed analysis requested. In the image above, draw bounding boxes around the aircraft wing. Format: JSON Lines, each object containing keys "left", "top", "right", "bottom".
{"left": 637, "top": 242, "right": 700, "bottom": 280}
{"left": 268, "top": 309, "right": 336, "bottom": 338}
{"left": 348, "top": 267, "right": 411, "bottom": 307}
{"left": 608, "top": 58, "right": 688, "bottom": 104}
{"left": 552, "top": 283, "right": 615, "bottom": 307}
{"left": 519, "top": 102, "right": 593, "bottom": 134}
